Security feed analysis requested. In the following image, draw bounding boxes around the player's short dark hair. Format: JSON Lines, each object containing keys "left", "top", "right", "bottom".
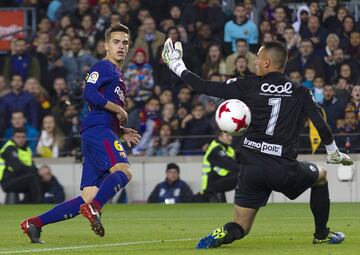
{"left": 13, "top": 127, "right": 26, "bottom": 135}
{"left": 262, "top": 41, "right": 288, "bottom": 69}
{"left": 105, "top": 22, "right": 130, "bottom": 42}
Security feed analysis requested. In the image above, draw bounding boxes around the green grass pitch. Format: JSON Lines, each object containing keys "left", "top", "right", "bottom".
{"left": 0, "top": 203, "right": 359, "bottom": 255}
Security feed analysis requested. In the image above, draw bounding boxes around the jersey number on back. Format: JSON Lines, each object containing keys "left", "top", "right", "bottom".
{"left": 266, "top": 98, "right": 281, "bottom": 136}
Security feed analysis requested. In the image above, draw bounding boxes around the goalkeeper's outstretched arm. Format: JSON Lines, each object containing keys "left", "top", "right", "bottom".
{"left": 181, "top": 70, "right": 242, "bottom": 100}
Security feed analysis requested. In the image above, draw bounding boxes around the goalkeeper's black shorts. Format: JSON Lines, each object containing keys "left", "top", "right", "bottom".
{"left": 234, "top": 148, "right": 319, "bottom": 209}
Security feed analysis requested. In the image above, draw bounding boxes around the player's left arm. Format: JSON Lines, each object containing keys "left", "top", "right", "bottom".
{"left": 303, "top": 89, "right": 353, "bottom": 165}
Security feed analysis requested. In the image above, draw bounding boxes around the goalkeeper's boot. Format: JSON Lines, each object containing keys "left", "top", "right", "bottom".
{"left": 313, "top": 230, "right": 345, "bottom": 244}
{"left": 196, "top": 227, "right": 227, "bottom": 249}
{"left": 80, "top": 203, "right": 105, "bottom": 237}
{"left": 20, "top": 219, "right": 44, "bottom": 244}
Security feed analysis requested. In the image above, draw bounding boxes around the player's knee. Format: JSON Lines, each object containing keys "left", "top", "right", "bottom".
{"left": 81, "top": 186, "right": 98, "bottom": 203}
{"left": 316, "top": 167, "right": 327, "bottom": 185}
{"left": 110, "top": 163, "right": 132, "bottom": 181}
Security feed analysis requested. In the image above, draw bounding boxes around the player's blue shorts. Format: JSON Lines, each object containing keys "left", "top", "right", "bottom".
{"left": 80, "top": 125, "right": 129, "bottom": 190}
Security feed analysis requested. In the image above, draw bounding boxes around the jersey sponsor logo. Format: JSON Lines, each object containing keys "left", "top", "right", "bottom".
{"left": 260, "top": 142, "right": 282, "bottom": 156}
{"left": 243, "top": 137, "right": 282, "bottom": 156}
{"left": 114, "top": 86, "right": 125, "bottom": 101}
{"left": 87, "top": 71, "right": 99, "bottom": 84}
{"left": 261, "top": 82, "right": 292, "bottom": 94}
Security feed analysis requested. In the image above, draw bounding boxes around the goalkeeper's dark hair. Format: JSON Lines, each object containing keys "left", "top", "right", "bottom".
{"left": 262, "top": 41, "right": 288, "bottom": 70}
{"left": 105, "top": 22, "right": 130, "bottom": 42}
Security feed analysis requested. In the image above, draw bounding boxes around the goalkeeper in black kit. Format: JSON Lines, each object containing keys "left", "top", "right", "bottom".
{"left": 162, "top": 38, "right": 353, "bottom": 248}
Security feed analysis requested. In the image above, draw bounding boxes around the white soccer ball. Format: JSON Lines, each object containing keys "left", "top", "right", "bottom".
{"left": 215, "top": 99, "right": 251, "bottom": 136}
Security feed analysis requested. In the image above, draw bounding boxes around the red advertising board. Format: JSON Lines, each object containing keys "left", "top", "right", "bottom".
{"left": 0, "top": 10, "right": 25, "bottom": 51}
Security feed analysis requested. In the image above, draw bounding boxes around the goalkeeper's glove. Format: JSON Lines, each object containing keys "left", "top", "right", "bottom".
{"left": 162, "top": 38, "right": 187, "bottom": 77}
{"left": 325, "top": 141, "right": 353, "bottom": 166}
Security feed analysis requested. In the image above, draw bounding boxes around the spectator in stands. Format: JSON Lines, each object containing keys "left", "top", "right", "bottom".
{"left": 202, "top": 43, "right": 226, "bottom": 79}
{"left": 282, "top": 26, "right": 300, "bottom": 61}
{"left": 0, "top": 127, "right": 42, "bottom": 203}
{"left": 3, "top": 111, "right": 39, "bottom": 153}
{"left": 58, "top": 34, "right": 72, "bottom": 57}
{"left": 95, "top": 3, "right": 112, "bottom": 35}
{"left": 259, "top": 20, "right": 272, "bottom": 38}
{"left": 78, "top": 15, "right": 97, "bottom": 51}
{"left": 243, "top": 0, "right": 259, "bottom": 25}
{"left": 261, "top": 31, "right": 276, "bottom": 44}
{"left": 286, "top": 39, "right": 324, "bottom": 77}
{"left": 312, "top": 76, "right": 325, "bottom": 104}
{"left": 134, "top": 17, "right": 165, "bottom": 67}
{"left": 0, "top": 75, "right": 10, "bottom": 98}
{"left": 71, "top": 0, "right": 94, "bottom": 28}
{"left": 181, "top": 0, "right": 225, "bottom": 41}
{"left": 336, "top": 111, "right": 360, "bottom": 152}
{"left": 146, "top": 123, "right": 180, "bottom": 156}
{"left": 54, "top": 15, "right": 72, "bottom": 42}
{"left": 345, "top": 85, "right": 360, "bottom": 120}
{"left": 168, "top": 5, "right": 182, "bottom": 26}
{"left": 225, "top": 39, "right": 256, "bottom": 76}
{"left": 288, "top": 69, "right": 303, "bottom": 84}
{"left": 261, "top": 0, "right": 291, "bottom": 24}
{"left": 47, "top": 0, "right": 62, "bottom": 22}
{"left": 161, "top": 102, "right": 178, "bottom": 132}
{"left": 147, "top": 163, "right": 193, "bottom": 203}
{"left": 335, "top": 77, "right": 352, "bottom": 109}
{"left": 193, "top": 24, "right": 216, "bottom": 63}
{"left": 36, "top": 115, "right": 64, "bottom": 158}
{"left": 338, "top": 62, "right": 358, "bottom": 86}
{"left": 324, "top": 6, "right": 349, "bottom": 35}
{"left": 116, "top": 2, "right": 131, "bottom": 28}
{"left": 232, "top": 55, "right": 253, "bottom": 79}
{"left": 321, "top": 33, "right": 340, "bottom": 64}
{"left": 131, "top": 97, "right": 161, "bottom": 155}
{"left": 272, "top": 6, "right": 289, "bottom": 26}
{"left": 300, "top": 16, "right": 329, "bottom": 52}
{"left": 177, "top": 86, "right": 192, "bottom": 109}
{"left": 180, "top": 102, "right": 214, "bottom": 155}
{"left": 347, "top": 31, "right": 360, "bottom": 58}
{"left": 340, "top": 15, "right": 359, "bottom": 48}
{"left": 60, "top": 37, "right": 97, "bottom": 88}
{"left": 125, "top": 48, "right": 154, "bottom": 103}
{"left": 24, "top": 78, "right": 51, "bottom": 118}
{"left": 2, "top": 74, "right": 40, "bottom": 129}
{"left": 308, "top": 0, "right": 321, "bottom": 18}
{"left": 58, "top": 103, "right": 80, "bottom": 156}
{"left": 322, "top": 0, "right": 340, "bottom": 24}
{"left": 224, "top": 3, "right": 258, "bottom": 55}
{"left": 159, "top": 89, "right": 173, "bottom": 106}
{"left": 303, "top": 66, "right": 316, "bottom": 90}
{"left": 321, "top": 84, "right": 345, "bottom": 132}
{"left": 93, "top": 40, "right": 106, "bottom": 60}
{"left": 3, "top": 38, "right": 40, "bottom": 83}
{"left": 38, "top": 165, "right": 65, "bottom": 204}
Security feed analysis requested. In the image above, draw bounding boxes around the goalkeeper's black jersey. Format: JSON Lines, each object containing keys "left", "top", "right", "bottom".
{"left": 182, "top": 70, "right": 333, "bottom": 160}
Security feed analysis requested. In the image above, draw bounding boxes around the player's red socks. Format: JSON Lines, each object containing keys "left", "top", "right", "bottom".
{"left": 29, "top": 217, "right": 44, "bottom": 228}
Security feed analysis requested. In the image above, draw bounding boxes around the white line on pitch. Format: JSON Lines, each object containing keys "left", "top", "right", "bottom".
{"left": 0, "top": 238, "right": 196, "bottom": 254}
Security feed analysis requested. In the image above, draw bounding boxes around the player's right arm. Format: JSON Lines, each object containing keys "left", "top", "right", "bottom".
{"left": 181, "top": 70, "right": 243, "bottom": 100}
{"left": 162, "top": 38, "right": 245, "bottom": 100}
{"left": 83, "top": 68, "right": 128, "bottom": 124}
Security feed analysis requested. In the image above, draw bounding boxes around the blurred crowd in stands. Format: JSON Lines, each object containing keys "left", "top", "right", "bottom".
{"left": 0, "top": 0, "right": 359, "bottom": 157}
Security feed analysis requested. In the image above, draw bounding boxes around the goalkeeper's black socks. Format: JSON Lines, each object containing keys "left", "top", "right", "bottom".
{"left": 222, "top": 222, "right": 245, "bottom": 244}
{"left": 310, "top": 182, "right": 330, "bottom": 239}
